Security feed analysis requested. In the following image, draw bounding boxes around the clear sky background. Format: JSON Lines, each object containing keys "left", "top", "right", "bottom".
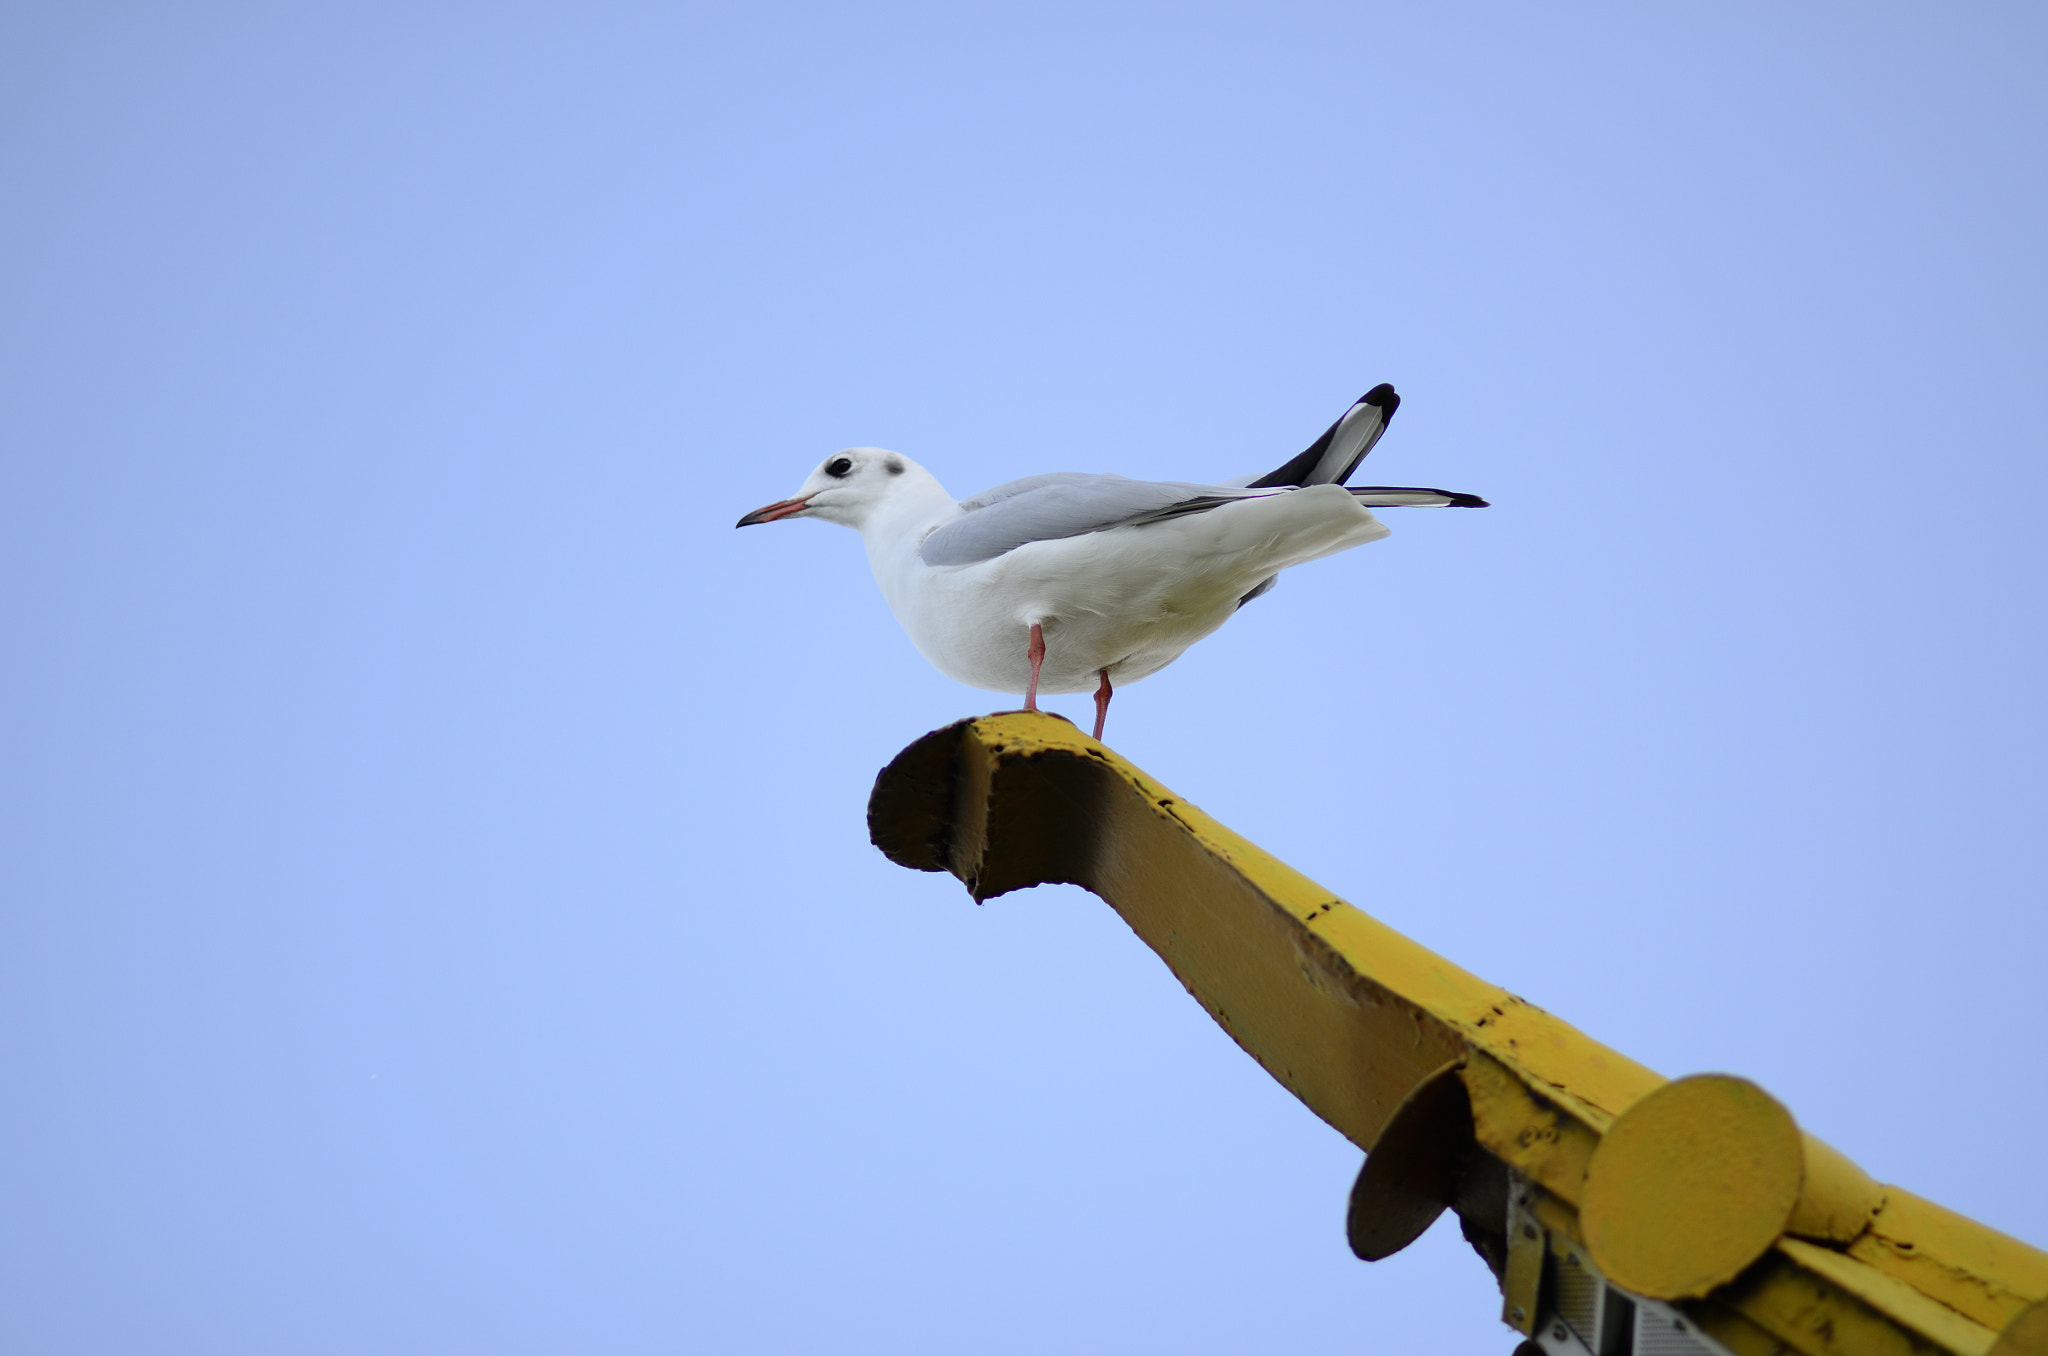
{"left": 4, "top": 4, "right": 2045, "bottom": 1353}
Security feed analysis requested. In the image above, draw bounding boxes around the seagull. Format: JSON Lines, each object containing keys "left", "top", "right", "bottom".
{"left": 737, "top": 385, "right": 1486, "bottom": 740}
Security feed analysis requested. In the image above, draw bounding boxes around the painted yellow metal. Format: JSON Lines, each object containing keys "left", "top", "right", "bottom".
{"left": 867, "top": 712, "right": 1661, "bottom": 1150}
{"left": 1852, "top": 1192, "right": 2048, "bottom": 1334}
{"left": 1502, "top": 1189, "right": 1546, "bottom": 1334}
{"left": 1582, "top": 1075, "right": 1808, "bottom": 1300}
{"left": 1791, "top": 1133, "right": 1888, "bottom": 1246}
{"left": 1989, "top": 1300, "right": 2048, "bottom": 1356}
{"left": 1463, "top": 1048, "right": 1607, "bottom": 1205}
{"left": 1579, "top": 1076, "right": 1889, "bottom": 1300}
{"left": 868, "top": 713, "right": 2048, "bottom": 1356}
{"left": 1345, "top": 1062, "right": 1472, "bottom": 1262}
{"left": 1774, "top": 1239, "right": 2001, "bottom": 1356}
{"left": 1687, "top": 1297, "right": 1807, "bottom": 1356}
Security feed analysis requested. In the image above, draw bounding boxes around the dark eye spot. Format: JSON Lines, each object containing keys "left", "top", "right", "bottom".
{"left": 886, "top": 458, "right": 904, "bottom": 475}
{"left": 826, "top": 456, "right": 853, "bottom": 478}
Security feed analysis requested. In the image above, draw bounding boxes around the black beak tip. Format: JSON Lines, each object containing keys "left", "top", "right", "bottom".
{"left": 737, "top": 499, "right": 805, "bottom": 528}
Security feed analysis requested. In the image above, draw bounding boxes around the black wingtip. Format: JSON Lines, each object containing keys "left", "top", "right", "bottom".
{"left": 1351, "top": 486, "right": 1491, "bottom": 509}
{"left": 1243, "top": 384, "right": 1402, "bottom": 490}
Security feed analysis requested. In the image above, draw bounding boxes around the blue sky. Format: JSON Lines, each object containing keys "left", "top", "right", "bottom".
{"left": 4, "top": 4, "right": 2044, "bottom": 1352}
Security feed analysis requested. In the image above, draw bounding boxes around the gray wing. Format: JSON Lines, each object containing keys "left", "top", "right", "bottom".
{"left": 921, "top": 473, "right": 1275, "bottom": 567}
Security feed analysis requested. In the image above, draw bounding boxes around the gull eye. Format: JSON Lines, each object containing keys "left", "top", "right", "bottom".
{"left": 826, "top": 456, "right": 854, "bottom": 478}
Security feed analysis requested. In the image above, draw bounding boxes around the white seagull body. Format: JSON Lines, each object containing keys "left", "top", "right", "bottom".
{"left": 864, "top": 473, "right": 1389, "bottom": 695}
{"left": 738, "top": 386, "right": 1486, "bottom": 736}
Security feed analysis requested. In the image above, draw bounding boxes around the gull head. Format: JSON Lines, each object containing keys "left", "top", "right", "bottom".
{"left": 736, "top": 448, "right": 943, "bottom": 533}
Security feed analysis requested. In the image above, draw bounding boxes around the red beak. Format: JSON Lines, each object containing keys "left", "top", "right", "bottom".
{"left": 735, "top": 494, "right": 814, "bottom": 528}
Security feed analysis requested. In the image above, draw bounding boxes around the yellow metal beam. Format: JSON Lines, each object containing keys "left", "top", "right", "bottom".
{"left": 868, "top": 713, "right": 2048, "bottom": 1356}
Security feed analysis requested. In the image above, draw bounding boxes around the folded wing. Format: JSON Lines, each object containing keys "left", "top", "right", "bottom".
{"left": 921, "top": 474, "right": 1280, "bottom": 567}
{"left": 921, "top": 465, "right": 1488, "bottom": 569}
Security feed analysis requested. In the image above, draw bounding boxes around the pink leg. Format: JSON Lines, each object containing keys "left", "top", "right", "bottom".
{"left": 1025, "top": 623, "right": 1045, "bottom": 712}
{"left": 1092, "top": 668, "right": 1113, "bottom": 741}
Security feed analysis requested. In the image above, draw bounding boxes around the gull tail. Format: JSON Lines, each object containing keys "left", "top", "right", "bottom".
{"left": 1245, "top": 383, "right": 1401, "bottom": 488}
